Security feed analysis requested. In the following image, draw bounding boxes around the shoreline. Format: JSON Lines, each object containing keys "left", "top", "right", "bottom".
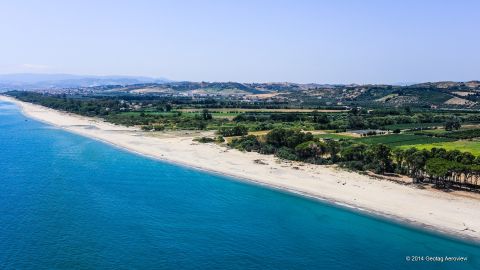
{"left": 1, "top": 95, "right": 480, "bottom": 244}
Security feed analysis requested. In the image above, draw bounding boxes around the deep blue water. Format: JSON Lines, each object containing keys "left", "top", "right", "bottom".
{"left": 0, "top": 100, "right": 479, "bottom": 270}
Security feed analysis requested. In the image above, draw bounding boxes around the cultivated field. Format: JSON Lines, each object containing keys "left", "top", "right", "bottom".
{"left": 353, "top": 134, "right": 454, "bottom": 147}
{"left": 383, "top": 122, "right": 444, "bottom": 130}
{"left": 398, "top": 140, "right": 480, "bottom": 155}
{"left": 179, "top": 108, "right": 347, "bottom": 113}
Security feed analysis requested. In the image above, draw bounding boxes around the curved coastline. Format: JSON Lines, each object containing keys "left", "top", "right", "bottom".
{"left": 1, "top": 95, "right": 480, "bottom": 244}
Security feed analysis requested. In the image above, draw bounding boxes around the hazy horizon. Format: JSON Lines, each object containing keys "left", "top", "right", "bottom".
{"left": 0, "top": 72, "right": 479, "bottom": 86}
{"left": 1, "top": 0, "right": 479, "bottom": 84}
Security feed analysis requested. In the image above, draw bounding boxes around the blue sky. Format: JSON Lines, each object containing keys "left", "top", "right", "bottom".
{"left": 0, "top": 0, "right": 478, "bottom": 83}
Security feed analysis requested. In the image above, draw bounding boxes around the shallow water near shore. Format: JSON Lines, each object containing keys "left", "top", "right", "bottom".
{"left": 1, "top": 100, "right": 479, "bottom": 270}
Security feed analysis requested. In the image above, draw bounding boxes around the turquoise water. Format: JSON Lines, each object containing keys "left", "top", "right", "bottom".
{"left": 0, "top": 101, "right": 479, "bottom": 270}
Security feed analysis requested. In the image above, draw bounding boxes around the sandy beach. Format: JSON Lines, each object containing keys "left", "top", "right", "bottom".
{"left": 1, "top": 95, "right": 480, "bottom": 242}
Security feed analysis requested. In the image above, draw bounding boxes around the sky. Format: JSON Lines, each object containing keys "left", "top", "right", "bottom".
{"left": 0, "top": 0, "right": 479, "bottom": 84}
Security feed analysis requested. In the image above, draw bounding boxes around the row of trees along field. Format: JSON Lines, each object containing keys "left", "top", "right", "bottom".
{"left": 228, "top": 128, "right": 480, "bottom": 192}
{"left": 9, "top": 92, "right": 480, "bottom": 132}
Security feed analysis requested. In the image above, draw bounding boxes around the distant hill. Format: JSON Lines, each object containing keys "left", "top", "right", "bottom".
{"left": 0, "top": 73, "right": 169, "bottom": 91}
{"left": 81, "top": 81, "right": 339, "bottom": 96}
{"left": 88, "top": 81, "right": 480, "bottom": 108}
{"left": 3, "top": 76, "right": 480, "bottom": 109}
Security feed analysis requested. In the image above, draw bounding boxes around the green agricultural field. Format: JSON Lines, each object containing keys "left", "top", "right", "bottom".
{"left": 398, "top": 140, "right": 480, "bottom": 156}
{"left": 209, "top": 112, "right": 240, "bottom": 119}
{"left": 119, "top": 111, "right": 238, "bottom": 119}
{"left": 178, "top": 108, "right": 346, "bottom": 113}
{"left": 412, "top": 129, "right": 447, "bottom": 135}
{"left": 315, "top": 133, "right": 354, "bottom": 140}
{"left": 383, "top": 122, "right": 444, "bottom": 130}
{"left": 119, "top": 111, "right": 178, "bottom": 116}
{"left": 354, "top": 134, "right": 455, "bottom": 147}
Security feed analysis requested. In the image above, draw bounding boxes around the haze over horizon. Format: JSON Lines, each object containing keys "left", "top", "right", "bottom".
{"left": 0, "top": 72, "right": 478, "bottom": 87}
{"left": 1, "top": 0, "right": 479, "bottom": 84}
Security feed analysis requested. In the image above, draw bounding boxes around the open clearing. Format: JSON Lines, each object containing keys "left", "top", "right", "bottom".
{"left": 398, "top": 140, "right": 480, "bottom": 155}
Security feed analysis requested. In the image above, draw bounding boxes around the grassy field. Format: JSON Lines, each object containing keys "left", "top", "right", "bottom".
{"left": 353, "top": 134, "right": 455, "bottom": 147}
{"left": 383, "top": 122, "right": 444, "bottom": 130}
{"left": 411, "top": 129, "right": 447, "bottom": 135}
{"left": 178, "top": 108, "right": 346, "bottom": 113}
{"left": 207, "top": 112, "right": 239, "bottom": 119}
{"left": 248, "top": 130, "right": 270, "bottom": 136}
{"left": 315, "top": 133, "right": 355, "bottom": 140}
{"left": 385, "top": 122, "right": 480, "bottom": 131}
{"left": 120, "top": 111, "right": 177, "bottom": 116}
{"left": 398, "top": 140, "right": 480, "bottom": 155}
{"left": 408, "top": 127, "right": 480, "bottom": 139}
{"left": 119, "top": 111, "right": 237, "bottom": 119}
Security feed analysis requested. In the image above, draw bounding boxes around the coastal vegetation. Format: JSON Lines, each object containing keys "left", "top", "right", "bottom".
{"left": 229, "top": 128, "right": 480, "bottom": 191}
{"left": 7, "top": 89, "right": 480, "bottom": 192}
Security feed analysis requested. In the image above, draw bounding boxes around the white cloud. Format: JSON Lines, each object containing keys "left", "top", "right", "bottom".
{"left": 20, "top": 63, "right": 51, "bottom": 70}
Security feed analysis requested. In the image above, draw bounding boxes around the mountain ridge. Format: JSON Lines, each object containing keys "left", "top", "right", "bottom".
{"left": 0, "top": 73, "right": 169, "bottom": 90}
{"left": 2, "top": 74, "right": 480, "bottom": 108}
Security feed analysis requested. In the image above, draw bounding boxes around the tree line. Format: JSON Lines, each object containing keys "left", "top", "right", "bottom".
{"left": 229, "top": 128, "right": 480, "bottom": 192}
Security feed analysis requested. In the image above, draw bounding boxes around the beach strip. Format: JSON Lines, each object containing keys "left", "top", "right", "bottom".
{"left": 1, "top": 95, "right": 479, "bottom": 242}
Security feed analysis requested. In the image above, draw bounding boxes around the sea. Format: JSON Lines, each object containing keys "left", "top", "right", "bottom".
{"left": 1, "top": 100, "right": 479, "bottom": 270}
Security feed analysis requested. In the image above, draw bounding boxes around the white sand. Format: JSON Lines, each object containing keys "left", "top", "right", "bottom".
{"left": 2, "top": 95, "right": 480, "bottom": 242}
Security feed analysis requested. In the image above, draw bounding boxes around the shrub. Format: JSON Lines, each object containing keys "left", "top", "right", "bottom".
{"left": 259, "top": 144, "right": 276, "bottom": 155}
{"left": 153, "top": 124, "right": 165, "bottom": 131}
{"left": 217, "top": 125, "right": 248, "bottom": 137}
{"left": 275, "top": 147, "right": 297, "bottom": 161}
{"left": 141, "top": 125, "right": 153, "bottom": 131}
{"left": 265, "top": 128, "right": 314, "bottom": 148}
{"left": 194, "top": 137, "right": 215, "bottom": 143}
{"left": 229, "top": 135, "right": 261, "bottom": 152}
{"left": 341, "top": 161, "right": 366, "bottom": 171}
{"left": 295, "top": 141, "right": 326, "bottom": 159}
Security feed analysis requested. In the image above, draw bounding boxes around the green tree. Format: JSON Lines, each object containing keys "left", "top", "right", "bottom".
{"left": 295, "top": 141, "right": 326, "bottom": 160}
{"left": 265, "top": 128, "right": 314, "bottom": 148}
{"left": 445, "top": 118, "right": 461, "bottom": 131}
{"left": 348, "top": 115, "right": 366, "bottom": 129}
{"left": 392, "top": 148, "right": 405, "bottom": 174}
{"left": 202, "top": 109, "right": 213, "bottom": 120}
{"left": 340, "top": 143, "right": 367, "bottom": 161}
{"left": 425, "top": 158, "right": 451, "bottom": 186}
{"left": 367, "top": 144, "right": 393, "bottom": 174}
{"left": 325, "top": 140, "right": 341, "bottom": 162}
{"left": 404, "top": 148, "right": 430, "bottom": 181}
